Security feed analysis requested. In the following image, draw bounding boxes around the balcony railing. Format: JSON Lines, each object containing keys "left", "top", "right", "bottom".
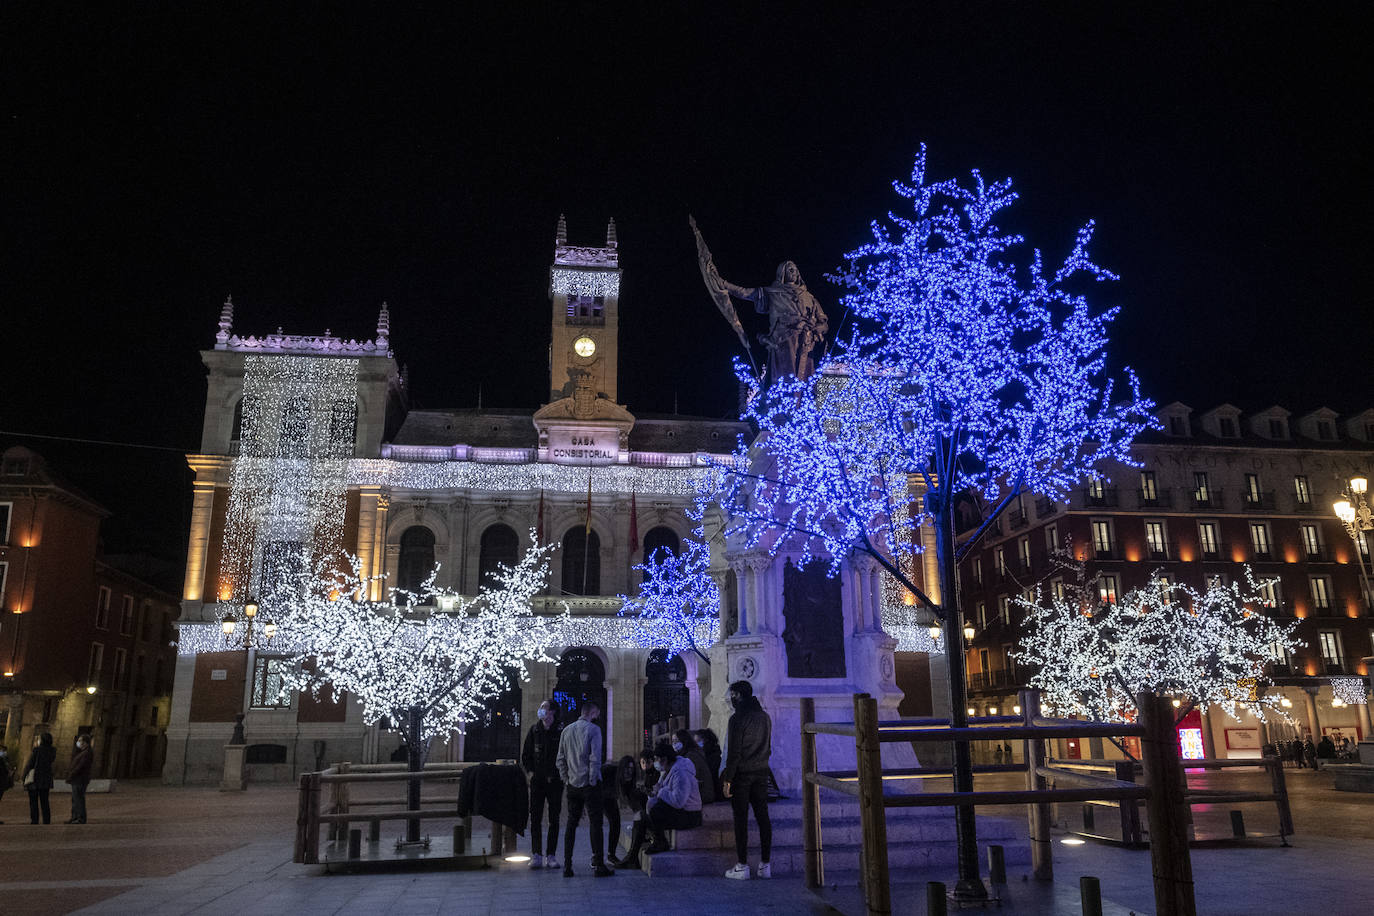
{"left": 1303, "top": 547, "right": 1331, "bottom": 562}
{"left": 1324, "top": 661, "right": 1346, "bottom": 675}
{"left": 1190, "top": 488, "right": 1224, "bottom": 510}
{"left": 1035, "top": 496, "right": 1055, "bottom": 518}
{"left": 968, "top": 669, "right": 1020, "bottom": 690}
{"left": 1242, "top": 491, "right": 1277, "bottom": 512}
{"left": 1079, "top": 487, "right": 1119, "bottom": 508}
{"left": 1146, "top": 548, "right": 1170, "bottom": 561}
{"left": 1135, "top": 488, "right": 1173, "bottom": 510}
{"left": 1008, "top": 510, "right": 1028, "bottom": 531}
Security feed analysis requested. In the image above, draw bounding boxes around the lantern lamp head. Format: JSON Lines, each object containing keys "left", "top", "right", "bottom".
{"left": 221, "top": 613, "right": 237, "bottom": 636}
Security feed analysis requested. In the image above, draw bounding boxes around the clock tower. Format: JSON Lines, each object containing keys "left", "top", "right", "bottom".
{"left": 548, "top": 214, "right": 621, "bottom": 403}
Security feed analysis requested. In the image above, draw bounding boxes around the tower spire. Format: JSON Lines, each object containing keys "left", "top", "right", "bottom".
{"left": 556, "top": 213, "right": 568, "bottom": 247}
{"left": 606, "top": 217, "right": 617, "bottom": 249}
{"left": 375, "top": 301, "right": 391, "bottom": 351}
{"left": 216, "top": 294, "right": 234, "bottom": 346}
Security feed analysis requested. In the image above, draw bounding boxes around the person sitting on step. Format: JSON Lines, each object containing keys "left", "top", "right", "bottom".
{"left": 622, "top": 739, "right": 702, "bottom": 868}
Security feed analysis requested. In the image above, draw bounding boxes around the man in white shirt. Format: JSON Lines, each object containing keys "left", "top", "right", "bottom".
{"left": 555, "top": 700, "right": 613, "bottom": 878}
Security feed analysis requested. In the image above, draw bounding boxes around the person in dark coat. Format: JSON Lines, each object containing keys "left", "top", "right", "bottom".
{"left": 23, "top": 732, "right": 56, "bottom": 825}
{"left": 599, "top": 758, "right": 638, "bottom": 868}
{"left": 674, "top": 728, "right": 715, "bottom": 805}
{"left": 694, "top": 728, "right": 722, "bottom": 800}
{"left": 0, "top": 745, "right": 13, "bottom": 824}
{"left": 1290, "top": 738, "right": 1305, "bottom": 768}
{"left": 521, "top": 698, "right": 563, "bottom": 869}
{"left": 66, "top": 735, "right": 94, "bottom": 824}
{"left": 722, "top": 680, "right": 772, "bottom": 880}
{"left": 1303, "top": 737, "right": 1318, "bottom": 770}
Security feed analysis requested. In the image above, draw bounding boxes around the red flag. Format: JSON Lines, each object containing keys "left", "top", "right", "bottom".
{"left": 628, "top": 489, "right": 639, "bottom": 555}
{"left": 537, "top": 490, "right": 545, "bottom": 544}
{"left": 584, "top": 472, "right": 593, "bottom": 535}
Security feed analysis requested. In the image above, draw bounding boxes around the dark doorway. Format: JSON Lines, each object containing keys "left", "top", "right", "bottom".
{"left": 643, "top": 649, "right": 689, "bottom": 748}
{"left": 554, "top": 647, "right": 607, "bottom": 758}
{"left": 641, "top": 526, "right": 681, "bottom": 582}
{"left": 462, "top": 668, "right": 523, "bottom": 762}
{"left": 561, "top": 528, "right": 601, "bottom": 595}
{"left": 781, "top": 558, "right": 847, "bottom": 678}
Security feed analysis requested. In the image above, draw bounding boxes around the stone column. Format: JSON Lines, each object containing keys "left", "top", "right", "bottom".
{"left": 1302, "top": 686, "right": 1322, "bottom": 740}
{"left": 868, "top": 563, "right": 883, "bottom": 631}
{"left": 182, "top": 477, "right": 218, "bottom": 602}
{"left": 372, "top": 493, "right": 391, "bottom": 601}
{"left": 730, "top": 561, "right": 749, "bottom": 635}
{"left": 354, "top": 486, "right": 381, "bottom": 599}
{"left": 1199, "top": 708, "right": 1218, "bottom": 760}
{"left": 848, "top": 558, "right": 866, "bottom": 635}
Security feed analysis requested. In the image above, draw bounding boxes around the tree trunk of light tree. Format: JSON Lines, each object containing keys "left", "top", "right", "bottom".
{"left": 406, "top": 704, "right": 424, "bottom": 843}
{"left": 930, "top": 489, "right": 987, "bottom": 900}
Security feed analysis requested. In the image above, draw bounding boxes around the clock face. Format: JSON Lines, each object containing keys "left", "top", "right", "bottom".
{"left": 573, "top": 336, "right": 596, "bottom": 358}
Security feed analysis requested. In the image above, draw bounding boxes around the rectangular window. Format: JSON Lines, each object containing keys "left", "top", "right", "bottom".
{"left": 994, "top": 546, "right": 1006, "bottom": 575}
{"left": 1268, "top": 640, "right": 1290, "bottom": 666}
{"left": 1045, "top": 523, "right": 1059, "bottom": 555}
{"left": 1319, "top": 631, "right": 1344, "bottom": 672}
{"left": 1198, "top": 522, "right": 1220, "bottom": 559}
{"left": 977, "top": 601, "right": 987, "bottom": 628}
{"left": 1087, "top": 478, "right": 1105, "bottom": 500}
{"left": 119, "top": 595, "right": 135, "bottom": 636}
{"left": 998, "top": 595, "right": 1011, "bottom": 623}
{"left": 1269, "top": 418, "right": 1284, "bottom": 438}
{"left": 971, "top": 556, "right": 982, "bottom": 585}
{"left": 1310, "top": 576, "right": 1333, "bottom": 611}
{"left": 95, "top": 587, "right": 111, "bottom": 629}
{"left": 1293, "top": 476, "right": 1312, "bottom": 506}
{"left": 0, "top": 502, "right": 10, "bottom": 543}
{"left": 1140, "top": 471, "right": 1158, "bottom": 502}
{"left": 1051, "top": 578, "right": 1065, "bottom": 600}
{"left": 1249, "top": 522, "right": 1271, "bottom": 558}
{"left": 251, "top": 656, "right": 293, "bottom": 709}
{"left": 1317, "top": 420, "right": 1334, "bottom": 440}
{"left": 1018, "top": 536, "right": 1031, "bottom": 570}
{"left": 112, "top": 648, "right": 127, "bottom": 690}
{"left": 1097, "top": 574, "right": 1119, "bottom": 605}
{"left": 1193, "top": 472, "right": 1211, "bottom": 503}
{"left": 86, "top": 643, "right": 104, "bottom": 687}
{"left": 1206, "top": 572, "right": 1230, "bottom": 589}
{"left": 1244, "top": 473, "right": 1262, "bottom": 504}
{"left": 0, "top": 561, "right": 7, "bottom": 608}
{"left": 1169, "top": 415, "right": 1185, "bottom": 435}
{"left": 1091, "top": 519, "right": 1114, "bottom": 557}
{"left": 1258, "top": 579, "right": 1282, "bottom": 610}
{"left": 1145, "top": 521, "right": 1168, "bottom": 558}
{"left": 1219, "top": 416, "right": 1237, "bottom": 437}
{"left": 1301, "top": 524, "right": 1322, "bottom": 558}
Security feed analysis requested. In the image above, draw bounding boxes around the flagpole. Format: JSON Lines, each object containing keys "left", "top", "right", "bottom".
{"left": 581, "top": 469, "right": 592, "bottom": 596}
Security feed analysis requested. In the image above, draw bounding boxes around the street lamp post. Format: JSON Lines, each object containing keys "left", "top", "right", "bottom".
{"left": 218, "top": 597, "right": 277, "bottom": 789}
{"left": 1333, "top": 476, "right": 1374, "bottom": 609}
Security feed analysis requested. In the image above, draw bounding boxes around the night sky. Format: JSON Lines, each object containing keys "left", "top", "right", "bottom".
{"left": 4, "top": 4, "right": 1371, "bottom": 561}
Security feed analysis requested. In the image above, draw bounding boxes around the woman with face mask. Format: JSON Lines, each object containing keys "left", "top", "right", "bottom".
{"left": 520, "top": 699, "right": 563, "bottom": 869}
{"left": 67, "top": 735, "right": 94, "bottom": 824}
{"left": 673, "top": 728, "right": 715, "bottom": 805}
{"left": 22, "top": 732, "right": 56, "bottom": 825}
{"left": 621, "top": 739, "right": 702, "bottom": 869}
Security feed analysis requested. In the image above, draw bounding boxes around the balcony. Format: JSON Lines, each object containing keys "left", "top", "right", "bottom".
{"left": 1135, "top": 488, "right": 1173, "bottom": 510}
{"left": 1324, "top": 661, "right": 1347, "bottom": 675}
{"left": 1190, "top": 488, "right": 1224, "bottom": 510}
{"left": 1035, "top": 496, "right": 1056, "bottom": 518}
{"left": 1251, "top": 550, "right": 1273, "bottom": 562}
{"left": 1242, "top": 491, "right": 1277, "bottom": 512}
{"left": 1303, "top": 546, "right": 1331, "bottom": 562}
{"left": 968, "top": 669, "right": 1020, "bottom": 691}
{"left": 1079, "top": 487, "right": 1120, "bottom": 509}
{"left": 1146, "top": 547, "right": 1171, "bottom": 561}
{"left": 1008, "top": 510, "right": 1028, "bottom": 531}
{"left": 1093, "top": 546, "right": 1118, "bottom": 560}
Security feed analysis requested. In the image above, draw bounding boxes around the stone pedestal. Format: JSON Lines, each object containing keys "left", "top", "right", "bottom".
{"left": 221, "top": 744, "right": 247, "bottom": 791}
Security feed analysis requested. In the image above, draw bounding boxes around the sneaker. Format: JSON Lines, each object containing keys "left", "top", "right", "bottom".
{"left": 563, "top": 866, "right": 575, "bottom": 878}
{"left": 528, "top": 854, "right": 544, "bottom": 869}
{"left": 545, "top": 855, "right": 561, "bottom": 870}
{"left": 593, "top": 864, "right": 614, "bottom": 877}
{"left": 758, "top": 862, "right": 772, "bottom": 879}
{"left": 725, "top": 863, "right": 751, "bottom": 880}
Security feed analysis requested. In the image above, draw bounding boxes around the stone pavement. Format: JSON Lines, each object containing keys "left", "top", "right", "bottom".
{"left": 1, "top": 768, "right": 1372, "bottom": 915}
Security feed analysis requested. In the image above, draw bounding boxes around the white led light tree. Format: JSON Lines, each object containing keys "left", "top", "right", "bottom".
{"left": 705, "top": 146, "right": 1155, "bottom": 898}
{"left": 277, "top": 535, "right": 562, "bottom": 842}
{"left": 1014, "top": 568, "right": 1300, "bottom": 724}
{"left": 617, "top": 529, "right": 721, "bottom": 664}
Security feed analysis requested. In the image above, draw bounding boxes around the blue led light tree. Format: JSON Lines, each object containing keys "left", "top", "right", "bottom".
{"left": 708, "top": 146, "right": 1154, "bottom": 898}
{"left": 618, "top": 528, "right": 721, "bottom": 665}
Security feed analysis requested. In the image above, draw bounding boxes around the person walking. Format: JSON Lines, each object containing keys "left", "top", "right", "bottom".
{"left": 721, "top": 680, "right": 772, "bottom": 880}
{"left": 0, "top": 745, "right": 14, "bottom": 824}
{"left": 521, "top": 698, "right": 563, "bottom": 869}
{"left": 23, "top": 732, "right": 56, "bottom": 825}
{"left": 66, "top": 735, "right": 94, "bottom": 824}
{"left": 555, "top": 700, "right": 613, "bottom": 878}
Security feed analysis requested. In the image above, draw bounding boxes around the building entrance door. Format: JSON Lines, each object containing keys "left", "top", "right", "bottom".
{"left": 554, "top": 647, "right": 607, "bottom": 758}
{"left": 463, "top": 667, "right": 523, "bottom": 762}
{"left": 642, "top": 649, "right": 688, "bottom": 748}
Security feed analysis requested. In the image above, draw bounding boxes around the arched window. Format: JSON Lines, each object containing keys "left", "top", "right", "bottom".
{"left": 555, "top": 647, "right": 607, "bottom": 759}
{"left": 643, "top": 648, "right": 689, "bottom": 747}
{"left": 397, "top": 526, "right": 436, "bottom": 601}
{"left": 478, "top": 523, "right": 520, "bottom": 590}
{"left": 561, "top": 527, "right": 601, "bottom": 596}
{"left": 640, "top": 526, "right": 681, "bottom": 582}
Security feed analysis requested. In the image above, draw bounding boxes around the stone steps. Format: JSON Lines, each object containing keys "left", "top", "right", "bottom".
{"left": 618, "top": 796, "right": 1030, "bottom": 881}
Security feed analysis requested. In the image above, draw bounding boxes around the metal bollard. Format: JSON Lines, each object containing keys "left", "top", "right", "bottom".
{"left": 1082, "top": 803, "right": 1096, "bottom": 833}
{"left": 347, "top": 828, "right": 362, "bottom": 860}
{"left": 1230, "top": 810, "right": 1246, "bottom": 838}
{"left": 926, "top": 881, "right": 947, "bottom": 916}
{"left": 368, "top": 819, "right": 380, "bottom": 843}
{"left": 987, "top": 844, "right": 1006, "bottom": 885}
{"left": 454, "top": 823, "right": 467, "bottom": 854}
{"left": 1080, "top": 876, "right": 1102, "bottom": 916}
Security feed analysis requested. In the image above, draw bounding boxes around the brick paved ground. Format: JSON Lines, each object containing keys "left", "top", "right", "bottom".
{"left": 1, "top": 766, "right": 1372, "bottom": 915}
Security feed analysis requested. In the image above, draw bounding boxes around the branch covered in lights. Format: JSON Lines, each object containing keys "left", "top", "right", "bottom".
{"left": 702, "top": 145, "right": 1155, "bottom": 622}
{"left": 275, "top": 536, "right": 564, "bottom": 743}
{"left": 1013, "top": 567, "right": 1301, "bottom": 722}
{"left": 617, "top": 529, "right": 720, "bottom": 663}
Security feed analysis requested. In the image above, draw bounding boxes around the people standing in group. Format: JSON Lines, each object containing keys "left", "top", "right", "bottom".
{"left": 23, "top": 732, "right": 56, "bottom": 825}
{"left": 66, "top": 735, "right": 94, "bottom": 824}
{"left": 693, "top": 728, "right": 723, "bottom": 800}
{"left": 623, "top": 739, "right": 704, "bottom": 868}
{"left": 722, "top": 680, "right": 772, "bottom": 880}
{"left": 673, "top": 728, "right": 715, "bottom": 805}
{"left": 522, "top": 699, "right": 564, "bottom": 870}
{"left": 555, "top": 700, "right": 613, "bottom": 878}
{"left": 1304, "top": 737, "right": 1318, "bottom": 770}
{"left": 0, "top": 745, "right": 13, "bottom": 824}
{"left": 1290, "top": 738, "right": 1305, "bottom": 768}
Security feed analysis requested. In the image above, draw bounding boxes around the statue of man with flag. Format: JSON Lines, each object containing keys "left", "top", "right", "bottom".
{"left": 689, "top": 216, "right": 829, "bottom": 382}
